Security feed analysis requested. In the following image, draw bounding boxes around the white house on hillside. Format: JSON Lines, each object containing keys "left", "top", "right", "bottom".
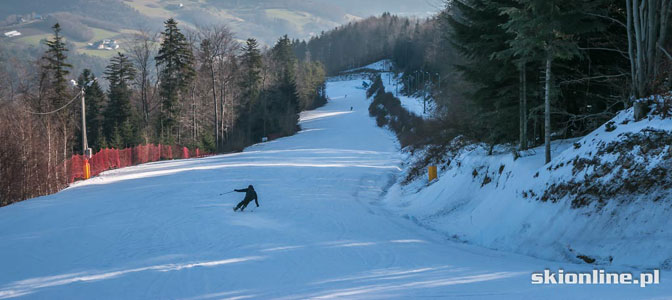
{"left": 3, "top": 31, "right": 21, "bottom": 38}
{"left": 90, "top": 39, "right": 120, "bottom": 50}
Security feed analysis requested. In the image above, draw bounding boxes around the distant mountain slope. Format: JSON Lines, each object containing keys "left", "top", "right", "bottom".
{"left": 1, "top": 0, "right": 438, "bottom": 46}
{"left": 0, "top": 0, "right": 146, "bottom": 26}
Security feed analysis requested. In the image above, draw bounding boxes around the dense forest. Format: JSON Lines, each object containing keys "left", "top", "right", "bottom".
{"left": 0, "top": 19, "right": 326, "bottom": 206}
{"left": 297, "top": 1, "right": 671, "bottom": 165}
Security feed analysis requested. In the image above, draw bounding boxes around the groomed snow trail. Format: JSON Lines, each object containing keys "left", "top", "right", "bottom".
{"left": 0, "top": 78, "right": 670, "bottom": 299}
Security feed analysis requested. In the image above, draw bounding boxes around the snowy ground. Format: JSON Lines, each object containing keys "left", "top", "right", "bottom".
{"left": 386, "top": 105, "right": 672, "bottom": 270}
{"left": 0, "top": 77, "right": 671, "bottom": 299}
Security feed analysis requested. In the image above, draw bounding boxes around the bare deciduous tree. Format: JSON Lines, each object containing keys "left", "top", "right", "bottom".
{"left": 625, "top": 0, "right": 672, "bottom": 98}
{"left": 196, "top": 25, "right": 236, "bottom": 151}
{"left": 125, "top": 27, "right": 159, "bottom": 128}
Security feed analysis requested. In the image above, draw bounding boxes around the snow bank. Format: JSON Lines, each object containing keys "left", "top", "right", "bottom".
{"left": 384, "top": 104, "right": 672, "bottom": 269}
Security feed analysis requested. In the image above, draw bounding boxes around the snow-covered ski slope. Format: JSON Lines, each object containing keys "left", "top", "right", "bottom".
{"left": 1, "top": 77, "right": 671, "bottom": 299}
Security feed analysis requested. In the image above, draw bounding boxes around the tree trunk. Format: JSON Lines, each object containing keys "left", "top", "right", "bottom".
{"left": 519, "top": 62, "right": 528, "bottom": 150}
{"left": 192, "top": 86, "right": 196, "bottom": 143}
{"left": 61, "top": 122, "right": 67, "bottom": 187}
{"left": 626, "top": 0, "right": 637, "bottom": 97}
{"left": 544, "top": 56, "right": 552, "bottom": 164}
{"left": 210, "top": 64, "right": 219, "bottom": 152}
{"left": 522, "top": 63, "right": 528, "bottom": 150}
{"left": 220, "top": 82, "right": 227, "bottom": 148}
{"left": 657, "top": 0, "right": 671, "bottom": 71}
{"left": 141, "top": 76, "right": 148, "bottom": 125}
{"left": 46, "top": 118, "right": 52, "bottom": 192}
{"left": 519, "top": 65, "right": 523, "bottom": 150}
{"left": 633, "top": 0, "right": 645, "bottom": 97}
{"left": 626, "top": 0, "right": 672, "bottom": 98}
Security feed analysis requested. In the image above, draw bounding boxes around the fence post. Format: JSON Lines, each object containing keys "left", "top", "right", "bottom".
{"left": 428, "top": 166, "right": 437, "bottom": 182}
{"left": 115, "top": 149, "right": 121, "bottom": 168}
{"left": 84, "top": 159, "right": 91, "bottom": 179}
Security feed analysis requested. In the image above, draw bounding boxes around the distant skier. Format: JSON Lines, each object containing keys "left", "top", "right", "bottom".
{"left": 233, "top": 185, "right": 259, "bottom": 212}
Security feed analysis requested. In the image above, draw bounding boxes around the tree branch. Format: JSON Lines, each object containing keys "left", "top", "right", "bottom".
{"left": 584, "top": 12, "right": 627, "bottom": 28}
{"left": 578, "top": 47, "right": 628, "bottom": 54}
{"left": 558, "top": 73, "right": 628, "bottom": 85}
{"left": 658, "top": 42, "right": 672, "bottom": 61}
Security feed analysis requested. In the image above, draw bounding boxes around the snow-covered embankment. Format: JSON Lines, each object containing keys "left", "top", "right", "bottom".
{"left": 384, "top": 98, "right": 672, "bottom": 269}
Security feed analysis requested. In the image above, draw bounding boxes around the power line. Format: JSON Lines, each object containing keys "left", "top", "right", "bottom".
{"left": 24, "top": 91, "right": 82, "bottom": 115}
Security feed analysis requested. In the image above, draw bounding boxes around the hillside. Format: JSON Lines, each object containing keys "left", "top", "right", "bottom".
{"left": 0, "top": 0, "right": 438, "bottom": 82}
{"left": 384, "top": 92, "right": 672, "bottom": 269}
{"left": 0, "top": 0, "right": 438, "bottom": 51}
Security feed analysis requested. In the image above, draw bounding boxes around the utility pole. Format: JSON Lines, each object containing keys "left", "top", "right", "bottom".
{"left": 80, "top": 85, "right": 88, "bottom": 156}
{"left": 79, "top": 82, "right": 93, "bottom": 180}
{"left": 72, "top": 79, "right": 94, "bottom": 158}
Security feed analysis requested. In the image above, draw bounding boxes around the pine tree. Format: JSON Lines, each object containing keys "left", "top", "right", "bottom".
{"left": 155, "top": 18, "right": 195, "bottom": 143}
{"left": 104, "top": 52, "right": 136, "bottom": 146}
{"left": 239, "top": 38, "right": 263, "bottom": 142}
{"left": 43, "top": 23, "right": 73, "bottom": 110}
{"left": 502, "top": 0, "right": 595, "bottom": 163}
{"left": 271, "top": 35, "right": 300, "bottom": 136}
{"left": 41, "top": 23, "right": 74, "bottom": 185}
{"left": 110, "top": 127, "right": 124, "bottom": 149}
{"left": 444, "top": 0, "right": 519, "bottom": 147}
{"left": 296, "top": 61, "right": 327, "bottom": 110}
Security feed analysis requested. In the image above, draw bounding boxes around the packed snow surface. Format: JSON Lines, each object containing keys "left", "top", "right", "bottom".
{"left": 0, "top": 76, "right": 671, "bottom": 299}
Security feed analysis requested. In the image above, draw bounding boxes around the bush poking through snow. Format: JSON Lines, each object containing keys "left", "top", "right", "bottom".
{"left": 577, "top": 254, "right": 596, "bottom": 264}
{"left": 540, "top": 128, "right": 672, "bottom": 208}
{"left": 366, "top": 74, "right": 384, "bottom": 98}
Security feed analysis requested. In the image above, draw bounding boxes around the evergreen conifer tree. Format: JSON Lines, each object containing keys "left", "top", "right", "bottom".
{"left": 43, "top": 23, "right": 73, "bottom": 110}
{"left": 104, "top": 52, "right": 136, "bottom": 147}
{"left": 156, "top": 18, "right": 195, "bottom": 143}
{"left": 271, "top": 35, "right": 300, "bottom": 135}
{"left": 239, "top": 38, "right": 263, "bottom": 141}
{"left": 502, "top": 0, "right": 596, "bottom": 162}
{"left": 444, "top": 0, "right": 519, "bottom": 147}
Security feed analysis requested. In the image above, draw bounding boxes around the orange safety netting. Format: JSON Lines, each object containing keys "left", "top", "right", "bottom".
{"left": 69, "top": 144, "right": 209, "bottom": 183}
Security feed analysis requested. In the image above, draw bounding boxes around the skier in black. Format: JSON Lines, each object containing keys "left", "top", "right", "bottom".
{"left": 233, "top": 185, "right": 258, "bottom": 212}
